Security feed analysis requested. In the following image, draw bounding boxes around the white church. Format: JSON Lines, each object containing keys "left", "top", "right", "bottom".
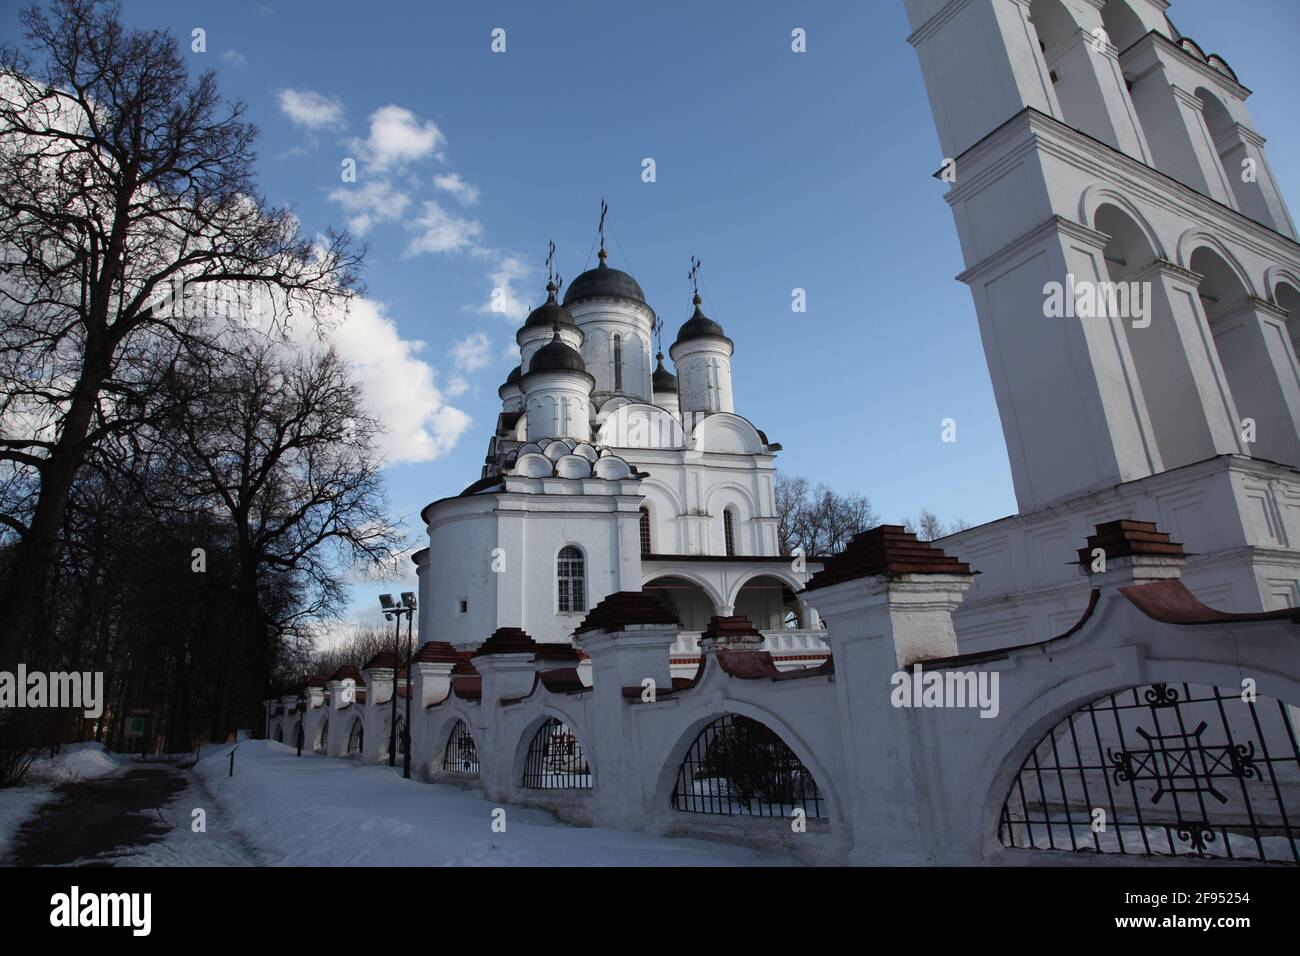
{"left": 269, "top": 0, "right": 1300, "bottom": 867}
{"left": 412, "top": 245, "right": 828, "bottom": 677}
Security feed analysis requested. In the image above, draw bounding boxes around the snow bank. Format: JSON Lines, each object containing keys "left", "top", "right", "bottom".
{"left": 197, "top": 740, "right": 788, "bottom": 867}
{"left": 25, "top": 741, "right": 123, "bottom": 784}
{"left": 0, "top": 743, "right": 124, "bottom": 856}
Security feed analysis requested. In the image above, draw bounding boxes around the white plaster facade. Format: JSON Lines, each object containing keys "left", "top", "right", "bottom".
{"left": 903, "top": 0, "right": 1300, "bottom": 651}
{"left": 415, "top": 247, "right": 824, "bottom": 661}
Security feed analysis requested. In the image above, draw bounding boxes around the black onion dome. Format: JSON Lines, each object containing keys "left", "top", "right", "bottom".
{"left": 562, "top": 250, "right": 645, "bottom": 306}
{"left": 528, "top": 329, "right": 587, "bottom": 375}
{"left": 524, "top": 282, "right": 576, "bottom": 329}
{"left": 675, "top": 294, "right": 726, "bottom": 344}
{"left": 499, "top": 364, "right": 522, "bottom": 395}
{"left": 652, "top": 352, "right": 678, "bottom": 393}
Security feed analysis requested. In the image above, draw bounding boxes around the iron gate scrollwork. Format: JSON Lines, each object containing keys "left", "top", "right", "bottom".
{"left": 441, "top": 719, "right": 479, "bottom": 775}
{"left": 671, "top": 714, "right": 825, "bottom": 818}
{"left": 521, "top": 717, "right": 591, "bottom": 789}
{"left": 998, "top": 682, "right": 1299, "bottom": 863}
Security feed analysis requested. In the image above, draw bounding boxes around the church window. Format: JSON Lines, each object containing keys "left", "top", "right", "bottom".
{"left": 613, "top": 334, "right": 624, "bottom": 392}
{"left": 723, "top": 508, "right": 737, "bottom": 557}
{"left": 458, "top": 599, "right": 468, "bottom": 614}
{"left": 639, "top": 507, "right": 652, "bottom": 555}
{"left": 557, "top": 546, "right": 586, "bottom": 613}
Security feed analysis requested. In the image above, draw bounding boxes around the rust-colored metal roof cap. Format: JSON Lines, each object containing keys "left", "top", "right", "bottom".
{"left": 804, "top": 525, "right": 971, "bottom": 591}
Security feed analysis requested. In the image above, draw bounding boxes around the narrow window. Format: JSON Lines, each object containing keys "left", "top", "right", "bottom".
{"left": 557, "top": 546, "right": 585, "bottom": 613}
{"left": 458, "top": 599, "right": 468, "bottom": 614}
{"left": 639, "top": 507, "right": 652, "bottom": 556}
{"left": 613, "top": 334, "right": 623, "bottom": 392}
{"left": 724, "top": 508, "right": 737, "bottom": 557}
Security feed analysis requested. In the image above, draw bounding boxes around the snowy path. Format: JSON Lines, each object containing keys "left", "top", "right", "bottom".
{"left": 5, "top": 764, "right": 257, "bottom": 867}
{"left": 197, "top": 741, "right": 793, "bottom": 866}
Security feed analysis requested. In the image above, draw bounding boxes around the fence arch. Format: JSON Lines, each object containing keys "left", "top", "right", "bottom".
{"left": 993, "top": 680, "right": 1299, "bottom": 863}
{"left": 654, "top": 704, "right": 841, "bottom": 828}
{"left": 518, "top": 713, "right": 593, "bottom": 790}
{"left": 440, "top": 718, "right": 480, "bottom": 776}
{"left": 669, "top": 713, "right": 827, "bottom": 819}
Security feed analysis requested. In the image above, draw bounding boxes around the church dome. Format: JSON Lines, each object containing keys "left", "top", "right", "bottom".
{"left": 675, "top": 294, "right": 726, "bottom": 344}
{"left": 652, "top": 352, "right": 678, "bottom": 392}
{"left": 524, "top": 282, "right": 576, "bottom": 329}
{"left": 528, "top": 329, "right": 587, "bottom": 375}
{"left": 563, "top": 250, "right": 645, "bottom": 306}
{"left": 506, "top": 365, "right": 522, "bottom": 385}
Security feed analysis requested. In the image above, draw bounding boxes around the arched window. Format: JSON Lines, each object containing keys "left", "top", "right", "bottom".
{"left": 723, "top": 508, "right": 737, "bottom": 557}
{"left": 347, "top": 717, "right": 363, "bottom": 756}
{"left": 557, "top": 545, "right": 585, "bottom": 613}
{"left": 639, "top": 506, "right": 652, "bottom": 555}
{"left": 613, "top": 334, "right": 623, "bottom": 392}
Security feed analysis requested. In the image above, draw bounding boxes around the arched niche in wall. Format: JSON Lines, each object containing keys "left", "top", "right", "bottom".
{"left": 597, "top": 402, "right": 684, "bottom": 449}
{"left": 690, "top": 413, "right": 764, "bottom": 455}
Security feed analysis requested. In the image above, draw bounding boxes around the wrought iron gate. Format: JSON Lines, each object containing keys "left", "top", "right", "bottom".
{"left": 999, "top": 682, "right": 1299, "bottom": 863}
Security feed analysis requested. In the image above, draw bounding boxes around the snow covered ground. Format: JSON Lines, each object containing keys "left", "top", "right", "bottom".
{"left": 0, "top": 742, "right": 124, "bottom": 856}
{"left": 196, "top": 740, "right": 791, "bottom": 866}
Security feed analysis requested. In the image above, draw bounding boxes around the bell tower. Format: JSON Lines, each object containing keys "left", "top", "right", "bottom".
{"left": 904, "top": 0, "right": 1300, "bottom": 511}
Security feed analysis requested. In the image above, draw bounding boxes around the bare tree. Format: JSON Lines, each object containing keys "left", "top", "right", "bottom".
{"left": 775, "top": 474, "right": 879, "bottom": 557}
{"left": 902, "top": 511, "right": 977, "bottom": 541}
{"left": 0, "top": 0, "right": 362, "bottom": 668}
{"left": 166, "top": 336, "right": 400, "bottom": 723}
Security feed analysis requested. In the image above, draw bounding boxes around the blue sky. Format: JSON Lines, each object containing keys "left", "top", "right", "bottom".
{"left": 5, "top": 0, "right": 1298, "bottom": 623}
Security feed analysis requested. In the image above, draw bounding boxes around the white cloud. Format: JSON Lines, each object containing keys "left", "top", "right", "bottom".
{"left": 404, "top": 200, "right": 482, "bottom": 257}
{"left": 328, "top": 178, "right": 410, "bottom": 235}
{"left": 476, "top": 253, "right": 531, "bottom": 321}
{"left": 450, "top": 332, "right": 493, "bottom": 374}
{"left": 277, "top": 88, "right": 346, "bottom": 131}
{"left": 361, "top": 105, "right": 446, "bottom": 170}
{"left": 444, "top": 376, "right": 469, "bottom": 398}
{"left": 433, "top": 172, "right": 480, "bottom": 206}
{"left": 319, "top": 297, "right": 471, "bottom": 465}
{"left": 221, "top": 50, "right": 248, "bottom": 69}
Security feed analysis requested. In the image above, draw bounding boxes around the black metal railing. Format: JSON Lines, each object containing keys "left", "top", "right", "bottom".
{"left": 346, "top": 719, "right": 363, "bottom": 756}
{"left": 999, "top": 683, "right": 1299, "bottom": 863}
{"left": 316, "top": 719, "right": 328, "bottom": 752}
{"left": 521, "top": 717, "right": 591, "bottom": 789}
{"left": 671, "top": 714, "right": 826, "bottom": 818}
{"left": 441, "top": 719, "right": 479, "bottom": 775}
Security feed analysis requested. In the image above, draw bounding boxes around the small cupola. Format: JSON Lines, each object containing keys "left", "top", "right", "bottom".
{"left": 652, "top": 351, "right": 678, "bottom": 393}
{"left": 524, "top": 281, "right": 576, "bottom": 329}
{"left": 527, "top": 327, "right": 588, "bottom": 375}
{"left": 675, "top": 293, "right": 729, "bottom": 346}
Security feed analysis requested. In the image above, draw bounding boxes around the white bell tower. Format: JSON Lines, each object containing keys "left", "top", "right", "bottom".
{"left": 905, "top": 0, "right": 1300, "bottom": 512}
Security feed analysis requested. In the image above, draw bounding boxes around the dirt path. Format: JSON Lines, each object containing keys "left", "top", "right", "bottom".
{"left": 5, "top": 765, "right": 255, "bottom": 866}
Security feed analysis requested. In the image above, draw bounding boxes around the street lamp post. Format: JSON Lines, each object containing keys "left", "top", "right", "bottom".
{"left": 380, "top": 594, "right": 401, "bottom": 768}
{"left": 380, "top": 592, "right": 417, "bottom": 776}
{"left": 400, "top": 591, "right": 417, "bottom": 779}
